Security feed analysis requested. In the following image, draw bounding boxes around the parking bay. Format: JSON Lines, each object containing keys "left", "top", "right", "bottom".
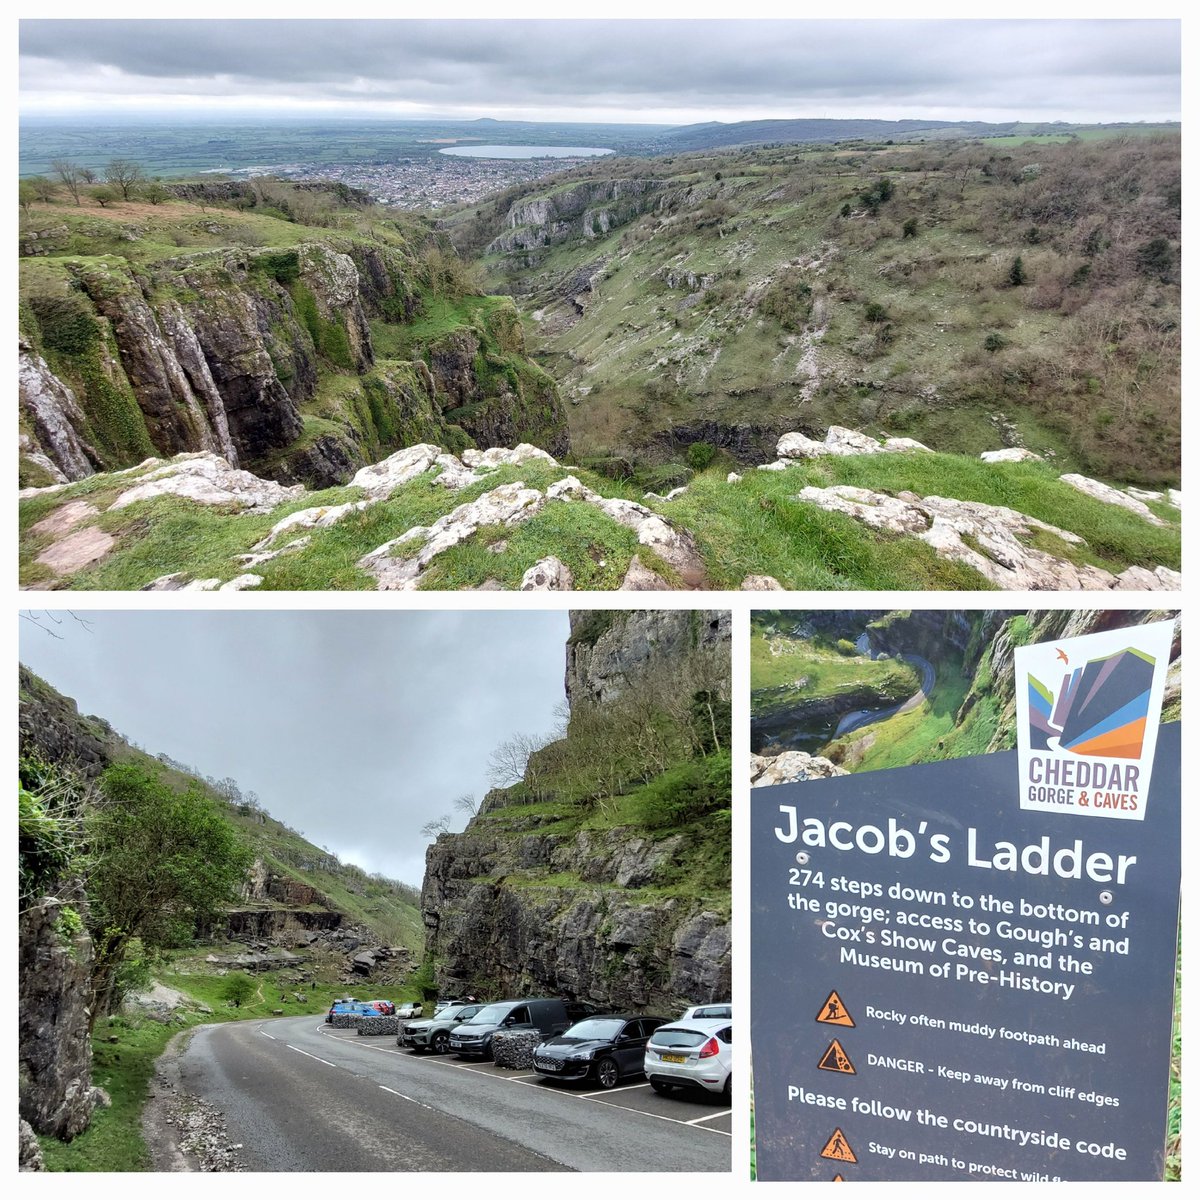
{"left": 179, "top": 1016, "right": 730, "bottom": 1172}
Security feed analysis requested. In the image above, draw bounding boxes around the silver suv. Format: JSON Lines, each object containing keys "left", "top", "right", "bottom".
{"left": 398, "top": 1003, "right": 483, "bottom": 1054}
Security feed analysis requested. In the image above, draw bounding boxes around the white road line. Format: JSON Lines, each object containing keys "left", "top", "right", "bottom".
{"left": 315, "top": 1028, "right": 730, "bottom": 1136}
{"left": 379, "top": 1084, "right": 436, "bottom": 1111}
{"left": 260, "top": 1032, "right": 276, "bottom": 1040}
{"left": 686, "top": 1109, "right": 732, "bottom": 1125}
{"left": 287, "top": 1045, "right": 340, "bottom": 1069}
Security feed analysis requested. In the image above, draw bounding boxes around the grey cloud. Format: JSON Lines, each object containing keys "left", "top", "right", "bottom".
{"left": 19, "top": 19, "right": 1180, "bottom": 121}
{"left": 19, "top": 610, "right": 571, "bottom": 887}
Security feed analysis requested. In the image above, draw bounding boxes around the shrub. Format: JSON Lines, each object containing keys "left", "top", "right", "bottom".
{"left": 864, "top": 301, "right": 889, "bottom": 324}
{"left": 984, "top": 332, "right": 1007, "bottom": 353}
{"left": 902, "top": 218, "right": 919, "bottom": 239}
{"left": 687, "top": 441, "right": 717, "bottom": 470}
{"left": 1008, "top": 256, "right": 1027, "bottom": 287}
{"left": 222, "top": 974, "right": 255, "bottom": 1007}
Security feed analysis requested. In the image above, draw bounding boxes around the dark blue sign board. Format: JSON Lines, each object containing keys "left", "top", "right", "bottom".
{"left": 751, "top": 724, "right": 1180, "bottom": 1182}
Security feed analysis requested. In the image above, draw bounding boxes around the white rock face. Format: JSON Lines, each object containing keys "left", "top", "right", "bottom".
{"left": 253, "top": 501, "right": 370, "bottom": 550}
{"left": 349, "top": 443, "right": 442, "bottom": 498}
{"left": 358, "top": 481, "right": 546, "bottom": 590}
{"left": 1113, "top": 565, "right": 1182, "bottom": 591}
{"left": 1126, "top": 487, "right": 1163, "bottom": 502}
{"left": 30, "top": 500, "right": 98, "bottom": 540}
{"left": 773, "top": 425, "right": 929, "bottom": 465}
{"left": 108, "top": 453, "right": 302, "bottom": 514}
{"left": 520, "top": 556, "right": 573, "bottom": 591}
{"left": 19, "top": 345, "right": 97, "bottom": 481}
{"left": 793, "top": 485, "right": 1168, "bottom": 590}
{"left": 461, "top": 443, "right": 559, "bottom": 469}
{"left": 19, "top": 434, "right": 70, "bottom": 486}
{"left": 1168, "top": 489, "right": 1182, "bottom": 509}
{"left": 1058, "top": 474, "right": 1166, "bottom": 526}
{"left": 727, "top": 472, "right": 743, "bottom": 483}
{"left": 980, "top": 448, "right": 1043, "bottom": 464}
{"left": 751, "top": 752, "right": 848, "bottom": 787}
{"left": 740, "top": 574, "right": 784, "bottom": 590}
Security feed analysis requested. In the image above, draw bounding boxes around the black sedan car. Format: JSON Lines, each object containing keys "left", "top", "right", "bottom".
{"left": 532, "top": 1015, "right": 667, "bottom": 1089}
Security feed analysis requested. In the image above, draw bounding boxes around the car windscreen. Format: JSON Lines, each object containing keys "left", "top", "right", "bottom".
{"left": 563, "top": 1018, "right": 625, "bottom": 1040}
{"left": 462, "top": 1003, "right": 512, "bottom": 1025}
{"left": 691, "top": 1006, "right": 731, "bottom": 1019}
{"left": 649, "top": 1027, "right": 710, "bottom": 1048}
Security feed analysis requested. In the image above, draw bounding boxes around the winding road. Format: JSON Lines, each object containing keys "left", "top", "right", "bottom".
{"left": 175, "top": 1016, "right": 731, "bottom": 1172}
{"left": 834, "top": 654, "right": 936, "bottom": 737}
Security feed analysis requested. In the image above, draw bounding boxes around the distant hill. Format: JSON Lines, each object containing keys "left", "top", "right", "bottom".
{"left": 641, "top": 118, "right": 1179, "bottom": 153}
{"left": 18, "top": 665, "right": 423, "bottom": 951}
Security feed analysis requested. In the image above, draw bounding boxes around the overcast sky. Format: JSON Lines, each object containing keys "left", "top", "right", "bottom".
{"left": 18, "top": 18, "right": 1180, "bottom": 125}
{"left": 20, "top": 610, "right": 570, "bottom": 887}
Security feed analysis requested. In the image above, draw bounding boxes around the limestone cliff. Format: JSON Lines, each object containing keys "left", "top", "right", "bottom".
{"left": 19, "top": 237, "right": 569, "bottom": 490}
{"left": 421, "top": 610, "right": 731, "bottom": 1012}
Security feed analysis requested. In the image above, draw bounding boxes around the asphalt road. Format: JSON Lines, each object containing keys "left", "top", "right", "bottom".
{"left": 178, "top": 1017, "right": 731, "bottom": 1172}
{"left": 835, "top": 654, "right": 936, "bottom": 736}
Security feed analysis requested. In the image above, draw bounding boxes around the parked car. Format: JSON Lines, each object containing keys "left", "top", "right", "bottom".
{"left": 644, "top": 1018, "right": 732, "bottom": 1100}
{"left": 327, "top": 998, "right": 394, "bottom": 1021}
{"left": 679, "top": 1002, "right": 732, "bottom": 1021}
{"left": 533, "top": 1015, "right": 667, "bottom": 1088}
{"left": 449, "top": 998, "right": 573, "bottom": 1060}
{"left": 326, "top": 997, "right": 361, "bottom": 1022}
{"left": 399, "top": 1003, "right": 484, "bottom": 1053}
{"left": 434, "top": 997, "right": 479, "bottom": 1014}
{"left": 395, "top": 1002, "right": 423, "bottom": 1020}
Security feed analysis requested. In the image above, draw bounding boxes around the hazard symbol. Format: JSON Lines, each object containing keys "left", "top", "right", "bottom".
{"left": 820, "top": 1128, "right": 858, "bottom": 1164}
{"left": 815, "top": 989, "right": 855, "bottom": 1027}
{"left": 817, "top": 1038, "right": 856, "bottom": 1075}
{"left": 832, "top": 1175, "right": 845, "bottom": 1182}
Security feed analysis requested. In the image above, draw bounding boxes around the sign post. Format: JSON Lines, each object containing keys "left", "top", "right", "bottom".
{"left": 751, "top": 723, "right": 1180, "bottom": 1182}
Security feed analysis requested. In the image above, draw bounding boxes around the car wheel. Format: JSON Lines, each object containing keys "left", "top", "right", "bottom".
{"left": 595, "top": 1057, "right": 620, "bottom": 1089}
{"left": 723, "top": 1074, "right": 731, "bottom": 1102}
{"left": 651, "top": 1080, "right": 673, "bottom": 1095}
{"left": 432, "top": 1031, "right": 449, "bottom": 1055}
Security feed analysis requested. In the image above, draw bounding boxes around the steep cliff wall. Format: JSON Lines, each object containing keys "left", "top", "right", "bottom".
{"left": 19, "top": 231, "right": 569, "bottom": 489}
{"left": 421, "top": 610, "right": 731, "bottom": 1012}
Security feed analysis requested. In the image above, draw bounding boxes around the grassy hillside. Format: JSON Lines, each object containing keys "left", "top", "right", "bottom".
{"left": 452, "top": 136, "right": 1180, "bottom": 489}
{"left": 19, "top": 436, "right": 1180, "bottom": 592}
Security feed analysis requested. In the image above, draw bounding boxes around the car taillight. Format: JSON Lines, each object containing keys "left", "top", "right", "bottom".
{"left": 698, "top": 1037, "right": 720, "bottom": 1059}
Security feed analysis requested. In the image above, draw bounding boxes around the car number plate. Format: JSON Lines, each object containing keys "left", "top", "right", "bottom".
{"left": 538, "top": 1060, "right": 559, "bottom": 1071}
{"left": 660, "top": 1053, "right": 688, "bottom": 1064}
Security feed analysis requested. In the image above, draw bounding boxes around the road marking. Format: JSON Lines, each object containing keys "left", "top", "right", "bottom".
{"left": 287, "top": 1045, "right": 339, "bottom": 1069}
{"left": 260, "top": 1031, "right": 276, "bottom": 1040}
{"left": 316, "top": 1026, "right": 730, "bottom": 1135}
{"left": 686, "top": 1109, "right": 732, "bottom": 1125}
{"left": 379, "top": 1084, "right": 436, "bottom": 1111}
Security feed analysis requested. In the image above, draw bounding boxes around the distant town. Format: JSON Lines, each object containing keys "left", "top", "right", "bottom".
{"left": 207, "top": 154, "right": 599, "bottom": 210}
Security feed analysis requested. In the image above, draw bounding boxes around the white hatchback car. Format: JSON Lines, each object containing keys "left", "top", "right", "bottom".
{"left": 643, "top": 1018, "right": 732, "bottom": 1100}
{"left": 679, "top": 1002, "right": 731, "bottom": 1021}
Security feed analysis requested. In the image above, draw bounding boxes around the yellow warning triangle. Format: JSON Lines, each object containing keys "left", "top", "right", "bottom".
{"left": 832, "top": 1175, "right": 845, "bottom": 1182}
{"left": 816, "top": 989, "right": 855, "bottom": 1027}
{"left": 818, "top": 1038, "right": 856, "bottom": 1074}
{"left": 821, "top": 1128, "right": 858, "bottom": 1163}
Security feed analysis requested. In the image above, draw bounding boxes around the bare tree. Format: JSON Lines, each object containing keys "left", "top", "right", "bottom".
{"left": 50, "top": 160, "right": 83, "bottom": 205}
{"left": 105, "top": 159, "right": 144, "bottom": 202}
{"left": 453, "top": 793, "right": 478, "bottom": 817}
{"left": 421, "top": 815, "right": 452, "bottom": 838}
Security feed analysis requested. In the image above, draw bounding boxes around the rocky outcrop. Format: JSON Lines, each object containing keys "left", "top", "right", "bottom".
{"left": 751, "top": 751, "right": 848, "bottom": 787}
{"left": 421, "top": 611, "right": 731, "bottom": 1013}
{"left": 19, "top": 897, "right": 103, "bottom": 1141}
{"left": 19, "top": 344, "right": 99, "bottom": 481}
{"left": 18, "top": 666, "right": 113, "bottom": 779}
{"left": 793, "top": 485, "right": 1177, "bottom": 590}
{"left": 487, "top": 180, "right": 666, "bottom": 256}
{"left": 565, "top": 610, "right": 731, "bottom": 708}
{"left": 1059, "top": 473, "right": 1166, "bottom": 525}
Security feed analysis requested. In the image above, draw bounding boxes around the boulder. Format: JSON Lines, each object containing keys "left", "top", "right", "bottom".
{"left": 1058, "top": 474, "right": 1166, "bottom": 525}
{"left": 108, "top": 453, "right": 303, "bottom": 514}
{"left": 521, "top": 556, "right": 573, "bottom": 591}
{"left": 980, "top": 448, "right": 1043, "bottom": 464}
{"left": 751, "top": 751, "right": 848, "bottom": 787}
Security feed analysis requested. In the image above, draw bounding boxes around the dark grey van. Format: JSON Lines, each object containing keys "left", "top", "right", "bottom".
{"left": 448, "top": 998, "right": 572, "bottom": 1060}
